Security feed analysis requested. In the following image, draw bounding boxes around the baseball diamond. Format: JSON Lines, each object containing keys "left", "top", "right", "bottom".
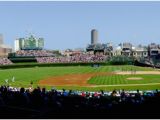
{"left": 1, "top": 65, "right": 160, "bottom": 91}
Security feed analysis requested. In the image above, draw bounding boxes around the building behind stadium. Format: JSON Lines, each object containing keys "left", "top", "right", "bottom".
{"left": 0, "top": 34, "right": 12, "bottom": 57}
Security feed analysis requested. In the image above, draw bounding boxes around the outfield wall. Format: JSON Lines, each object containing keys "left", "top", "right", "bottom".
{"left": 0, "top": 62, "right": 106, "bottom": 69}
{"left": 9, "top": 57, "right": 37, "bottom": 63}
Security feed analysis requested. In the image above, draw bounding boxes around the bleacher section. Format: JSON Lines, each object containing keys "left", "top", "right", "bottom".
{"left": 36, "top": 54, "right": 107, "bottom": 63}
{"left": 0, "top": 58, "right": 13, "bottom": 65}
{"left": 15, "top": 50, "right": 54, "bottom": 57}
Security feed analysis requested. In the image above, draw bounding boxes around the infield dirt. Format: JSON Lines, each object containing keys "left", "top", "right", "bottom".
{"left": 39, "top": 72, "right": 114, "bottom": 86}
{"left": 39, "top": 71, "right": 160, "bottom": 87}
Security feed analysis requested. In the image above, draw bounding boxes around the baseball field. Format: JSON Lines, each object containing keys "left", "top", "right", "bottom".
{"left": 0, "top": 65, "right": 160, "bottom": 91}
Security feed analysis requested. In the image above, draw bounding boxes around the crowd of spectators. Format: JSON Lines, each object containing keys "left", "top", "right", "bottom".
{"left": 15, "top": 50, "right": 54, "bottom": 57}
{"left": 0, "top": 85, "right": 160, "bottom": 118}
{"left": 36, "top": 54, "right": 107, "bottom": 63}
{"left": 0, "top": 58, "right": 13, "bottom": 65}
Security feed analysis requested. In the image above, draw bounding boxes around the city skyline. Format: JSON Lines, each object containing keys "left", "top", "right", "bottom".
{"left": 1, "top": 1, "right": 160, "bottom": 50}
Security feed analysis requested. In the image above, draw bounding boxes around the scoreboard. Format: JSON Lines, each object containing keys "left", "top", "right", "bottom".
{"left": 18, "top": 35, "right": 44, "bottom": 50}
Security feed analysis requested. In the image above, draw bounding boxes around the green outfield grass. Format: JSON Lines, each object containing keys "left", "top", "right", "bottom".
{"left": 88, "top": 74, "right": 160, "bottom": 85}
{"left": 0, "top": 65, "right": 159, "bottom": 91}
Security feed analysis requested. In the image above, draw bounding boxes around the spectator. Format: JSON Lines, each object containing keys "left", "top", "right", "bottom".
{"left": 36, "top": 54, "right": 107, "bottom": 63}
{"left": 15, "top": 50, "right": 54, "bottom": 57}
{"left": 0, "top": 58, "right": 12, "bottom": 65}
{"left": 0, "top": 85, "right": 160, "bottom": 118}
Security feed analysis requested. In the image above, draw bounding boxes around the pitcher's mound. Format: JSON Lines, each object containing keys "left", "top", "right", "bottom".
{"left": 126, "top": 77, "right": 143, "bottom": 80}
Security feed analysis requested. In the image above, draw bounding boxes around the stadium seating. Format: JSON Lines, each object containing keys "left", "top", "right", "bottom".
{"left": 0, "top": 58, "right": 13, "bottom": 65}
{"left": 0, "top": 85, "right": 160, "bottom": 118}
{"left": 36, "top": 54, "right": 107, "bottom": 63}
{"left": 15, "top": 50, "right": 54, "bottom": 57}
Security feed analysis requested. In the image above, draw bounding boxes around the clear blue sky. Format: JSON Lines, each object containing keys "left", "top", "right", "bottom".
{"left": 0, "top": 1, "right": 160, "bottom": 50}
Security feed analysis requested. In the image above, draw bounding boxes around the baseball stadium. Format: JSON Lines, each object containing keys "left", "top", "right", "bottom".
{"left": 1, "top": 31, "right": 160, "bottom": 91}
{"left": 0, "top": 30, "right": 160, "bottom": 118}
{"left": 1, "top": 1, "right": 160, "bottom": 119}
